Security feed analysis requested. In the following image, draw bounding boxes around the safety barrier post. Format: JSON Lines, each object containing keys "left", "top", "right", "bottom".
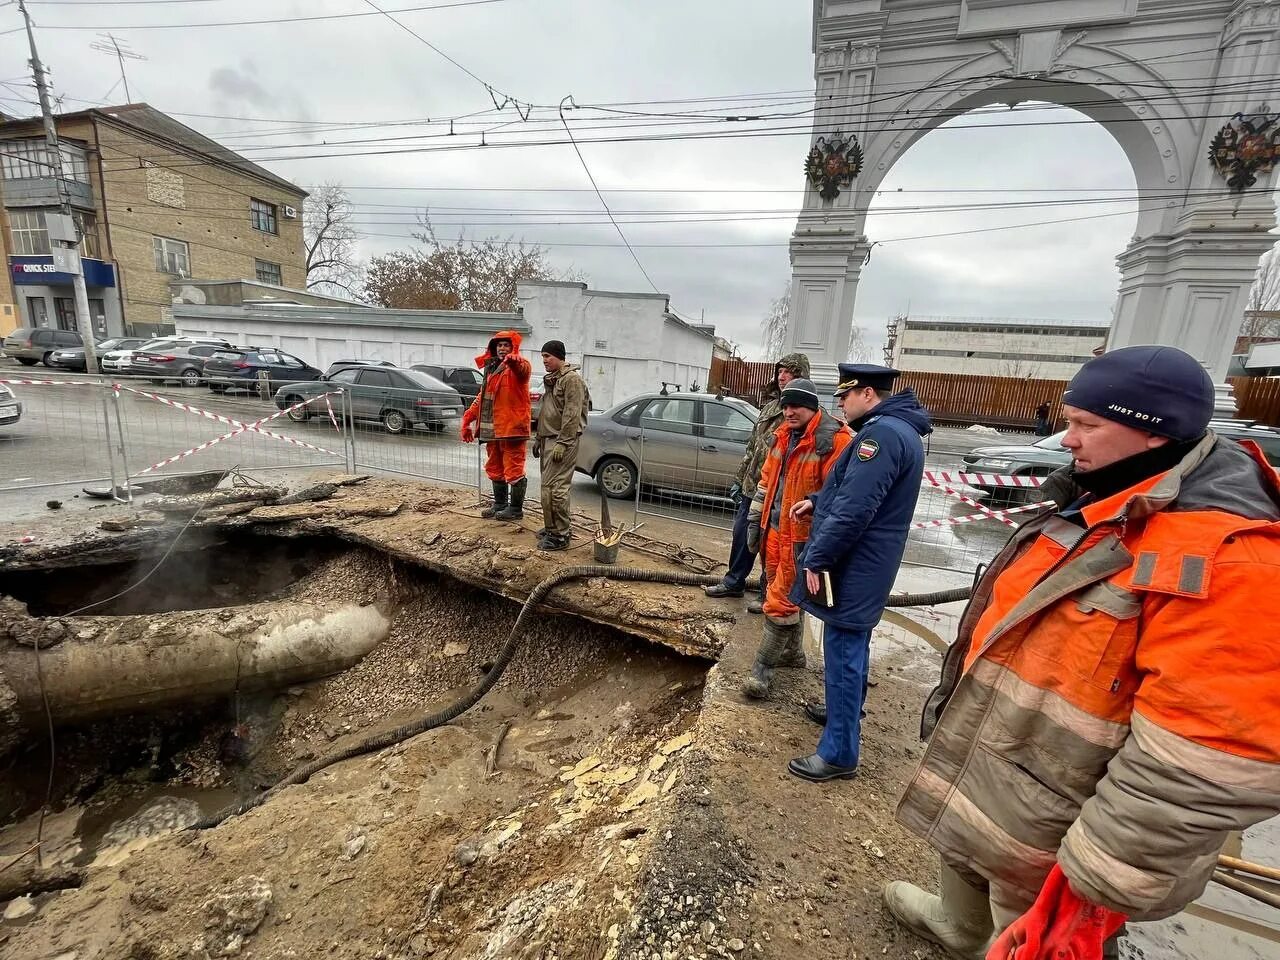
{"left": 98, "top": 381, "right": 121, "bottom": 501}
{"left": 340, "top": 388, "right": 356, "bottom": 474}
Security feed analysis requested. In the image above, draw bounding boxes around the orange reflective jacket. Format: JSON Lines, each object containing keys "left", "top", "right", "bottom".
{"left": 461, "top": 329, "right": 532, "bottom": 441}
{"left": 897, "top": 435, "right": 1280, "bottom": 922}
{"left": 749, "top": 410, "right": 852, "bottom": 549}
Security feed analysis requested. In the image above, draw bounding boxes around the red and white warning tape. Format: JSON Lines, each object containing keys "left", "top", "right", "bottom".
{"left": 0, "top": 378, "right": 102, "bottom": 387}
{"left": 323, "top": 394, "right": 340, "bottom": 433}
{"left": 924, "top": 477, "right": 1018, "bottom": 528}
{"left": 924, "top": 470, "right": 1045, "bottom": 489}
{"left": 131, "top": 393, "right": 340, "bottom": 476}
{"left": 115, "top": 385, "right": 341, "bottom": 457}
{"left": 912, "top": 501, "right": 1050, "bottom": 530}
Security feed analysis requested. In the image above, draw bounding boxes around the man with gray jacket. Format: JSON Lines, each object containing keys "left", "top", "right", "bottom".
{"left": 534, "top": 340, "right": 590, "bottom": 551}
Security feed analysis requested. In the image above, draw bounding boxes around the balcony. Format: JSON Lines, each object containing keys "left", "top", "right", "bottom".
{"left": 1, "top": 176, "right": 96, "bottom": 211}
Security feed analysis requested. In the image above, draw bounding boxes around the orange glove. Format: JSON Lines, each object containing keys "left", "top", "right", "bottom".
{"left": 461, "top": 422, "right": 476, "bottom": 443}
{"left": 988, "top": 865, "right": 1126, "bottom": 960}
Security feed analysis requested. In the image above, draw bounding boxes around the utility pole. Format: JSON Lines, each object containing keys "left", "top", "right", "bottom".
{"left": 18, "top": 0, "right": 99, "bottom": 374}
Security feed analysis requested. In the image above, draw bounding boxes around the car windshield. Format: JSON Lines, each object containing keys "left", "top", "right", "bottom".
{"left": 1033, "top": 430, "right": 1068, "bottom": 450}
{"left": 399, "top": 369, "right": 450, "bottom": 391}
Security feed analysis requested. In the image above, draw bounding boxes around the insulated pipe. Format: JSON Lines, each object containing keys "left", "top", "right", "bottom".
{"left": 0, "top": 601, "right": 390, "bottom": 743}
{"left": 194, "top": 569, "right": 971, "bottom": 830}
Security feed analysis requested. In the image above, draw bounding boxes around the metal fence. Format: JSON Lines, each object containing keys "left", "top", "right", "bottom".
{"left": 0, "top": 372, "right": 487, "bottom": 505}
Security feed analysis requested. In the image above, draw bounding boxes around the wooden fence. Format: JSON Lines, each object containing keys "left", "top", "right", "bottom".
{"left": 708, "top": 358, "right": 1280, "bottom": 428}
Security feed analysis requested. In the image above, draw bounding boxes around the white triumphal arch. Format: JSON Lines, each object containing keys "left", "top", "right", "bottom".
{"left": 785, "top": 0, "right": 1280, "bottom": 401}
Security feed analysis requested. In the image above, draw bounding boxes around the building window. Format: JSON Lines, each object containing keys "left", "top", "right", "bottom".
{"left": 26, "top": 296, "right": 49, "bottom": 326}
{"left": 152, "top": 235, "right": 190, "bottom": 276}
{"left": 9, "top": 209, "right": 51, "bottom": 255}
{"left": 255, "top": 259, "right": 282, "bottom": 285}
{"left": 250, "top": 198, "right": 278, "bottom": 234}
{"left": 0, "top": 139, "right": 89, "bottom": 182}
{"left": 74, "top": 210, "right": 100, "bottom": 259}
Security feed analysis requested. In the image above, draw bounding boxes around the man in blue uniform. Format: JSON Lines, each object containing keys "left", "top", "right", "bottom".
{"left": 786, "top": 364, "right": 931, "bottom": 782}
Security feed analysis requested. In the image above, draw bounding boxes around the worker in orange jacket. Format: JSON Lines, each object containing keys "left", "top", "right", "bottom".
{"left": 461, "top": 330, "right": 533, "bottom": 521}
{"left": 886, "top": 346, "right": 1280, "bottom": 960}
{"left": 742, "top": 378, "right": 851, "bottom": 698}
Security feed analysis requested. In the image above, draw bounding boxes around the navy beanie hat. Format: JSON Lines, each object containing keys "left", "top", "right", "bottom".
{"left": 779, "top": 378, "right": 821, "bottom": 412}
{"left": 1062, "top": 345, "right": 1214, "bottom": 441}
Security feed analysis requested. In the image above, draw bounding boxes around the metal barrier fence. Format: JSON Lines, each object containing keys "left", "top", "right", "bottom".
{"left": 0, "top": 372, "right": 487, "bottom": 504}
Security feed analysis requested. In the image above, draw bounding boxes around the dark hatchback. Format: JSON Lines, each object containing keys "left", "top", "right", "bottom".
{"left": 204, "top": 347, "right": 322, "bottom": 393}
{"left": 273, "top": 365, "right": 464, "bottom": 434}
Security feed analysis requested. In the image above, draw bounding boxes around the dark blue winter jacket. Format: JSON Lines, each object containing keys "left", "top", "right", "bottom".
{"left": 791, "top": 389, "right": 931, "bottom": 630}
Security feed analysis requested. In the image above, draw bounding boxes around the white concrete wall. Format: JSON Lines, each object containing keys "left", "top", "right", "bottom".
{"left": 516, "top": 281, "right": 713, "bottom": 409}
{"left": 892, "top": 320, "right": 1107, "bottom": 379}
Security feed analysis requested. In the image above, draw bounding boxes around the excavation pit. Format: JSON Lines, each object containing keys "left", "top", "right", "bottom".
{"left": 1, "top": 527, "right": 718, "bottom": 957}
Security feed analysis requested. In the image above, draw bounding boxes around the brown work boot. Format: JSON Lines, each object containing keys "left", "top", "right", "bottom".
{"left": 882, "top": 868, "right": 993, "bottom": 960}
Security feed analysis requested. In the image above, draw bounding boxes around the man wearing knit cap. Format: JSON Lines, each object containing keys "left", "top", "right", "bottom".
{"left": 533, "top": 340, "right": 590, "bottom": 551}
{"left": 789, "top": 363, "right": 931, "bottom": 782}
{"left": 741, "top": 377, "right": 852, "bottom": 698}
{"left": 885, "top": 346, "right": 1280, "bottom": 960}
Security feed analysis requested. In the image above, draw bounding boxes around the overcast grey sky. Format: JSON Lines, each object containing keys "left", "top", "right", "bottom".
{"left": 1, "top": 0, "right": 1140, "bottom": 358}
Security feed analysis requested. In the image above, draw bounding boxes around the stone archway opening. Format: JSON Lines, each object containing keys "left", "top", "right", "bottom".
{"left": 854, "top": 96, "right": 1142, "bottom": 362}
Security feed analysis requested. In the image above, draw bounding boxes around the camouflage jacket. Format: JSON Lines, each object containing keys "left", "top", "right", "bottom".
{"left": 733, "top": 352, "right": 811, "bottom": 488}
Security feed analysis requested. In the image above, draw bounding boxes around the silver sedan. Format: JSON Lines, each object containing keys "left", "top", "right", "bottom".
{"left": 576, "top": 391, "right": 759, "bottom": 499}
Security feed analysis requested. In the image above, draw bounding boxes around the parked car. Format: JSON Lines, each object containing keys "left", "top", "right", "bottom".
{"left": 274, "top": 365, "right": 465, "bottom": 434}
{"left": 964, "top": 420, "right": 1280, "bottom": 500}
{"left": 529, "top": 372, "right": 545, "bottom": 427}
{"left": 126, "top": 338, "right": 232, "bottom": 386}
{"left": 48, "top": 337, "right": 147, "bottom": 372}
{"left": 203, "top": 347, "right": 322, "bottom": 393}
{"left": 577, "top": 391, "right": 759, "bottom": 499}
{"left": 2, "top": 327, "right": 83, "bottom": 366}
{"left": 103, "top": 336, "right": 227, "bottom": 375}
{"left": 411, "top": 364, "right": 484, "bottom": 404}
{"left": 0, "top": 382, "right": 22, "bottom": 427}
{"left": 324, "top": 359, "right": 395, "bottom": 378}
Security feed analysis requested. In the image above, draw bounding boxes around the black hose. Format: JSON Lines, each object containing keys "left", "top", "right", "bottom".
{"left": 191, "top": 567, "right": 972, "bottom": 831}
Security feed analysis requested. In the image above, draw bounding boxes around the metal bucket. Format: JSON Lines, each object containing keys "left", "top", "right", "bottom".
{"left": 593, "top": 540, "right": 619, "bottom": 564}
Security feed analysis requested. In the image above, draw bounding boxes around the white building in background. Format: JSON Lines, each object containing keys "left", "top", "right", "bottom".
{"left": 891, "top": 315, "right": 1109, "bottom": 379}
{"left": 172, "top": 279, "right": 716, "bottom": 410}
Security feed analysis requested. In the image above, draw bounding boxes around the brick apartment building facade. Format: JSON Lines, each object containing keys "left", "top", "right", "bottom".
{"left": 0, "top": 104, "right": 307, "bottom": 340}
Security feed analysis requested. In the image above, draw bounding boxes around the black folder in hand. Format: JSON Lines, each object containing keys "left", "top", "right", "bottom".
{"left": 804, "top": 570, "right": 836, "bottom": 608}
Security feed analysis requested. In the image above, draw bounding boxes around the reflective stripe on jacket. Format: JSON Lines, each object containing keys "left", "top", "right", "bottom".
{"left": 896, "top": 433, "right": 1280, "bottom": 921}
{"left": 461, "top": 329, "right": 532, "bottom": 441}
{"left": 748, "top": 410, "right": 851, "bottom": 550}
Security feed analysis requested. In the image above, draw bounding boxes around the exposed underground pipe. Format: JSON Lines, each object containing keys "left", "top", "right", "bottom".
{"left": 0, "top": 600, "right": 391, "bottom": 750}
{"left": 193, "top": 569, "right": 971, "bottom": 830}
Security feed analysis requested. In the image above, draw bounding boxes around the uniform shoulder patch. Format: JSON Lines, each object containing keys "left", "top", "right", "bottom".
{"left": 857, "top": 438, "right": 880, "bottom": 461}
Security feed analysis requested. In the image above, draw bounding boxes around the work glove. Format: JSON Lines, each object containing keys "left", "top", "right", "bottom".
{"left": 728, "top": 482, "right": 743, "bottom": 505}
{"left": 461, "top": 423, "right": 476, "bottom": 443}
{"left": 549, "top": 443, "right": 566, "bottom": 464}
{"left": 746, "top": 521, "right": 762, "bottom": 554}
{"left": 987, "top": 865, "right": 1127, "bottom": 960}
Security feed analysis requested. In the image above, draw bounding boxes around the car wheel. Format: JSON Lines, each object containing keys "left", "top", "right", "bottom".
{"left": 285, "top": 397, "right": 311, "bottom": 422}
{"left": 16, "top": 358, "right": 37, "bottom": 367}
{"left": 596, "top": 456, "right": 638, "bottom": 499}
{"left": 382, "top": 409, "right": 407, "bottom": 434}
{"left": 42, "top": 352, "right": 54, "bottom": 367}
{"left": 180, "top": 368, "right": 202, "bottom": 388}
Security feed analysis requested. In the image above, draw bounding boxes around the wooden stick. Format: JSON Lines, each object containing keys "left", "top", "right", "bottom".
{"left": 484, "top": 721, "right": 512, "bottom": 778}
{"left": 1212, "top": 870, "right": 1280, "bottom": 910}
{"left": 1219, "top": 854, "right": 1280, "bottom": 884}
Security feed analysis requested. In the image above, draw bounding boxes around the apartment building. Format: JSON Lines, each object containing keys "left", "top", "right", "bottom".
{"left": 1, "top": 103, "right": 306, "bottom": 339}
{"left": 890, "top": 315, "right": 1110, "bottom": 379}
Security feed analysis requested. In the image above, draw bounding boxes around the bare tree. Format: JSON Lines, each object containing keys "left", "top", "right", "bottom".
{"left": 364, "top": 215, "right": 573, "bottom": 311}
{"left": 1246, "top": 244, "right": 1280, "bottom": 313}
{"left": 847, "top": 322, "right": 871, "bottom": 363}
{"left": 760, "top": 283, "right": 790, "bottom": 359}
{"left": 996, "top": 355, "right": 1043, "bottom": 379}
{"left": 304, "top": 183, "right": 364, "bottom": 299}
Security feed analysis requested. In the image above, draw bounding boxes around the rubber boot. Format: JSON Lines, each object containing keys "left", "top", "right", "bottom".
{"left": 494, "top": 476, "right": 526, "bottom": 521}
{"left": 883, "top": 865, "right": 993, "bottom": 960}
{"left": 742, "top": 619, "right": 799, "bottom": 699}
{"left": 779, "top": 625, "right": 806, "bottom": 668}
{"left": 746, "top": 569, "right": 767, "bottom": 614}
{"left": 480, "top": 481, "right": 509, "bottom": 520}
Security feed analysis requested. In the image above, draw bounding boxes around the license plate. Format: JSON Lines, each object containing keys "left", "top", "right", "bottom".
{"left": 441, "top": 408, "right": 459, "bottom": 417}
{"left": 0, "top": 405, "right": 17, "bottom": 417}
